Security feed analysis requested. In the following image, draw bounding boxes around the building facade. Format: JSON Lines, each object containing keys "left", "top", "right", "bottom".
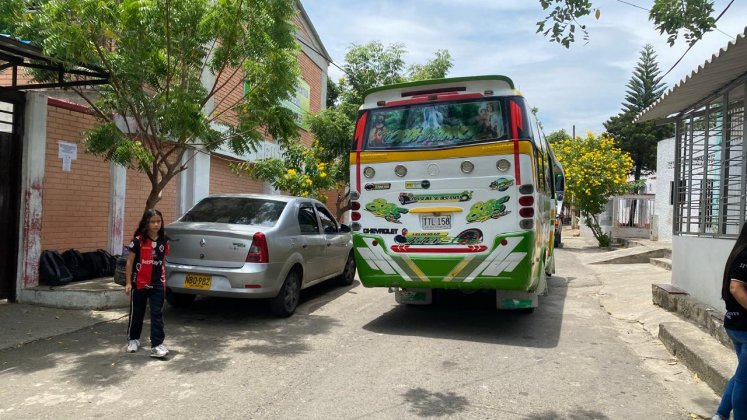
{"left": 0, "top": 2, "right": 333, "bottom": 304}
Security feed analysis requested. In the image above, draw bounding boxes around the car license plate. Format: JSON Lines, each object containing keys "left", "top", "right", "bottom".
{"left": 420, "top": 215, "right": 451, "bottom": 230}
{"left": 184, "top": 273, "right": 212, "bottom": 290}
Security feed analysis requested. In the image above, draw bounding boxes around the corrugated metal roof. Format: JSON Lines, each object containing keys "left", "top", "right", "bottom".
{"left": 635, "top": 26, "right": 747, "bottom": 123}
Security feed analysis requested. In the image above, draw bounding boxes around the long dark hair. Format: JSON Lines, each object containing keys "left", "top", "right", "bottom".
{"left": 133, "top": 208, "right": 166, "bottom": 240}
{"left": 722, "top": 221, "right": 747, "bottom": 300}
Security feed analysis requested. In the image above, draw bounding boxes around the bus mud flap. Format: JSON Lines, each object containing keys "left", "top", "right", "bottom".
{"left": 394, "top": 288, "right": 432, "bottom": 305}
{"left": 496, "top": 290, "right": 537, "bottom": 310}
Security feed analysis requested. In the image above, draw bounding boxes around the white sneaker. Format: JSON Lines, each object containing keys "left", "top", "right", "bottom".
{"left": 126, "top": 339, "right": 140, "bottom": 353}
{"left": 150, "top": 344, "right": 169, "bottom": 358}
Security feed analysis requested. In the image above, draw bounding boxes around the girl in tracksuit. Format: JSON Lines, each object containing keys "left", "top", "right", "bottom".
{"left": 124, "top": 209, "right": 170, "bottom": 358}
{"left": 714, "top": 221, "right": 747, "bottom": 419}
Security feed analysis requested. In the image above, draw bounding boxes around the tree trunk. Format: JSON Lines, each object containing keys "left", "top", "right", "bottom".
{"left": 335, "top": 189, "right": 351, "bottom": 221}
{"left": 144, "top": 187, "right": 163, "bottom": 213}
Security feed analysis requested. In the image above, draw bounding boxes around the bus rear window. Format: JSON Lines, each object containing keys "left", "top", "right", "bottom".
{"left": 363, "top": 100, "right": 508, "bottom": 150}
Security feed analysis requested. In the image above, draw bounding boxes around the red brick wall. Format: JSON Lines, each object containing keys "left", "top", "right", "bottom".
{"left": 40, "top": 104, "right": 110, "bottom": 252}
{"left": 209, "top": 155, "right": 265, "bottom": 194}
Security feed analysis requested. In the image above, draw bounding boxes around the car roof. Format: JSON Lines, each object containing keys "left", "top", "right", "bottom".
{"left": 202, "top": 193, "right": 322, "bottom": 205}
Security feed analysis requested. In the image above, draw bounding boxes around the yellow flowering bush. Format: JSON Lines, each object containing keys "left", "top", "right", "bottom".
{"left": 552, "top": 132, "right": 633, "bottom": 246}
{"left": 234, "top": 140, "right": 343, "bottom": 203}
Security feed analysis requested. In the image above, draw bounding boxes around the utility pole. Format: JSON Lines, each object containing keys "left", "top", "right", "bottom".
{"left": 570, "top": 124, "right": 578, "bottom": 230}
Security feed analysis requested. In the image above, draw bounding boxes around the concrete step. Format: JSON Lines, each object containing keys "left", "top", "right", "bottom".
{"left": 658, "top": 321, "right": 736, "bottom": 395}
{"left": 650, "top": 257, "right": 672, "bottom": 270}
{"left": 22, "top": 277, "right": 128, "bottom": 310}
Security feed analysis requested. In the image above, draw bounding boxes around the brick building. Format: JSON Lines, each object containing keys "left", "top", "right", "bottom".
{"left": 0, "top": 1, "right": 332, "bottom": 305}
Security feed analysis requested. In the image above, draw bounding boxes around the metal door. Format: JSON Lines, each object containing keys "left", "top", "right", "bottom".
{"left": 0, "top": 91, "right": 24, "bottom": 301}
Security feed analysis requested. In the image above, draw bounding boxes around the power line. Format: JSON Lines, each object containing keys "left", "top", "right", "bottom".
{"left": 295, "top": 35, "right": 349, "bottom": 78}
{"left": 660, "top": 0, "right": 736, "bottom": 79}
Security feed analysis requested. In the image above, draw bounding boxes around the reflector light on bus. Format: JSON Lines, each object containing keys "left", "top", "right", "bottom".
{"left": 363, "top": 167, "right": 375, "bottom": 178}
{"left": 519, "top": 207, "right": 534, "bottom": 218}
{"left": 351, "top": 201, "right": 361, "bottom": 210}
{"left": 352, "top": 222, "right": 362, "bottom": 231}
{"left": 350, "top": 191, "right": 360, "bottom": 200}
{"left": 519, "top": 184, "right": 534, "bottom": 194}
{"left": 394, "top": 165, "right": 408, "bottom": 177}
{"left": 496, "top": 159, "right": 510, "bottom": 172}
{"left": 460, "top": 160, "right": 474, "bottom": 173}
{"left": 520, "top": 219, "right": 534, "bottom": 229}
{"left": 351, "top": 212, "right": 361, "bottom": 221}
{"left": 518, "top": 196, "right": 534, "bottom": 206}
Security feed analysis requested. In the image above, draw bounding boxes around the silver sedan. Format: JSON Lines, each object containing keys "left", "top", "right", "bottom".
{"left": 164, "top": 194, "right": 355, "bottom": 317}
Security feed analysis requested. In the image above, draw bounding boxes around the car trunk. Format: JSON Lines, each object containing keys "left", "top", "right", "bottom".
{"left": 166, "top": 222, "right": 264, "bottom": 269}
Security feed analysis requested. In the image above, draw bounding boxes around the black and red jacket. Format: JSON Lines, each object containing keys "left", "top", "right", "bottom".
{"left": 127, "top": 234, "right": 170, "bottom": 289}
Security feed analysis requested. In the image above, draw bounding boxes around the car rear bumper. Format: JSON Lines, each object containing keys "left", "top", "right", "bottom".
{"left": 165, "top": 261, "right": 284, "bottom": 298}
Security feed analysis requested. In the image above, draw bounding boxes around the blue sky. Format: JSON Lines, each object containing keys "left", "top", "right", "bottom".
{"left": 302, "top": 0, "right": 747, "bottom": 136}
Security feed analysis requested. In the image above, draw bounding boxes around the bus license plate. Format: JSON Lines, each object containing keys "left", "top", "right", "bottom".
{"left": 184, "top": 273, "right": 212, "bottom": 290}
{"left": 420, "top": 215, "right": 451, "bottom": 230}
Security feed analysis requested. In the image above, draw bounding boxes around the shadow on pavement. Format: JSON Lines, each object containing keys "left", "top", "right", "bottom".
{"left": 361, "top": 275, "right": 569, "bottom": 349}
{"left": 402, "top": 387, "right": 470, "bottom": 417}
{"left": 0, "top": 283, "right": 350, "bottom": 386}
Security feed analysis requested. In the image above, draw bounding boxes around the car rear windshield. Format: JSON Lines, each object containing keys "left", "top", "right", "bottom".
{"left": 181, "top": 197, "right": 286, "bottom": 226}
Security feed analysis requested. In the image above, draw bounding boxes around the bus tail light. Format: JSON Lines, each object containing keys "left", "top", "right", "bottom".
{"left": 518, "top": 196, "right": 534, "bottom": 206}
{"left": 351, "top": 212, "right": 361, "bottom": 221}
{"left": 519, "top": 207, "right": 534, "bottom": 218}
{"left": 246, "top": 232, "right": 269, "bottom": 263}
{"left": 351, "top": 201, "right": 361, "bottom": 210}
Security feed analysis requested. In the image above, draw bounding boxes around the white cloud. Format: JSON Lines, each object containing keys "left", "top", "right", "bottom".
{"left": 303, "top": 0, "right": 747, "bottom": 135}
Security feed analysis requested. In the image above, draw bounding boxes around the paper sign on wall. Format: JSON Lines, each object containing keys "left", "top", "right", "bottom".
{"left": 58, "top": 141, "right": 77, "bottom": 172}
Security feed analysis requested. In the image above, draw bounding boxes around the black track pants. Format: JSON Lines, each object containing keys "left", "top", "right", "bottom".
{"left": 126, "top": 286, "right": 165, "bottom": 347}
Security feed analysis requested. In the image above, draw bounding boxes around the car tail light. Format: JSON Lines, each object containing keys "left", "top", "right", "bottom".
{"left": 246, "top": 232, "right": 269, "bottom": 263}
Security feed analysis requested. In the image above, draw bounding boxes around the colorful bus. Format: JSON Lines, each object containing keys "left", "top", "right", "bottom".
{"left": 348, "top": 75, "right": 564, "bottom": 312}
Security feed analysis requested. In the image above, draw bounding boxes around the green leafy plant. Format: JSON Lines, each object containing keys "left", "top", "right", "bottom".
{"left": 5, "top": 0, "right": 300, "bottom": 212}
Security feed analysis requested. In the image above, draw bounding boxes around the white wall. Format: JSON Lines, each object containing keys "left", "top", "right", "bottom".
{"left": 672, "top": 235, "right": 734, "bottom": 310}
{"left": 654, "top": 138, "right": 675, "bottom": 241}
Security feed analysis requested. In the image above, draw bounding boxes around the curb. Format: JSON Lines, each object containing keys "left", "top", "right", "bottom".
{"left": 658, "top": 322, "right": 736, "bottom": 395}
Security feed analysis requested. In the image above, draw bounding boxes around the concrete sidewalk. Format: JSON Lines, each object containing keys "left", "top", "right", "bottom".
{"left": 562, "top": 234, "right": 737, "bottom": 399}
{"left": 0, "top": 301, "right": 127, "bottom": 351}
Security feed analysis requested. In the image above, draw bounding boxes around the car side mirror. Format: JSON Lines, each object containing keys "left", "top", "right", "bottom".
{"left": 339, "top": 224, "right": 351, "bottom": 233}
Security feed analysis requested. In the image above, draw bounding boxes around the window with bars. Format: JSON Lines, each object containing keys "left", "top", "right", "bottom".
{"left": 674, "top": 82, "right": 746, "bottom": 238}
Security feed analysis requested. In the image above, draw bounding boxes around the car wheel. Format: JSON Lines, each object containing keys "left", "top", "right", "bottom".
{"left": 165, "top": 289, "right": 196, "bottom": 307}
{"left": 336, "top": 253, "right": 356, "bottom": 286}
{"left": 270, "top": 270, "right": 301, "bottom": 318}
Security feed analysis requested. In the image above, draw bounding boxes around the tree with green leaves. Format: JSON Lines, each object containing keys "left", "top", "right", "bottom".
{"left": 604, "top": 44, "right": 673, "bottom": 181}
{"left": 546, "top": 129, "right": 571, "bottom": 144}
{"left": 537, "top": 0, "right": 717, "bottom": 48}
{"left": 243, "top": 41, "right": 453, "bottom": 219}
{"left": 3, "top": 0, "right": 300, "bottom": 211}
{"left": 552, "top": 133, "right": 633, "bottom": 246}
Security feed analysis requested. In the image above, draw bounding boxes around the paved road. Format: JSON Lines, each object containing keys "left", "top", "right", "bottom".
{"left": 0, "top": 244, "right": 718, "bottom": 419}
